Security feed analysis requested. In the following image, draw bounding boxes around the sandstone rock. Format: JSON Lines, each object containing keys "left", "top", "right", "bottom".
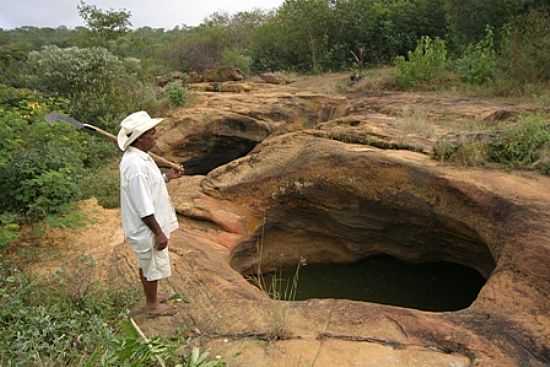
{"left": 25, "top": 75, "right": 550, "bottom": 367}
{"left": 153, "top": 108, "right": 271, "bottom": 175}
{"left": 260, "top": 72, "right": 291, "bottom": 85}
{"left": 205, "top": 82, "right": 253, "bottom": 93}
{"left": 156, "top": 71, "right": 187, "bottom": 87}
{"left": 155, "top": 132, "right": 550, "bottom": 366}
{"left": 203, "top": 67, "right": 245, "bottom": 82}
{"left": 188, "top": 71, "right": 204, "bottom": 83}
{"left": 482, "top": 109, "right": 516, "bottom": 122}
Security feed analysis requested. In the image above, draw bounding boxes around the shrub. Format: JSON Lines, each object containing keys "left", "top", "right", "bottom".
{"left": 0, "top": 214, "right": 19, "bottom": 249}
{"left": 488, "top": 115, "right": 550, "bottom": 168}
{"left": 497, "top": 8, "right": 550, "bottom": 88}
{"left": 0, "top": 112, "right": 88, "bottom": 220}
{"left": 80, "top": 161, "right": 120, "bottom": 209}
{"left": 26, "top": 45, "right": 145, "bottom": 130}
{"left": 0, "top": 89, "right": 119, "bottom": 221}
{"left": 455, "top": 27, "right": 497, "bottom": 85}
{"left": 222, "top": 48, "right": 252, "bottom": 75}
{"left": 435, "top": 115, "right": 550, "bottom": 175}
{"left": 0, "top": 259, "right": 139, "bottom": 366}
{"left": 394, "top": 36, "right": 448, "bottom": 88}
{"left": 165, "top": 81, "right": 188, "bottom": 107}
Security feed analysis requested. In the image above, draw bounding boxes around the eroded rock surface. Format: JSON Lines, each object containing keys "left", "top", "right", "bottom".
{"left": 153, "top": 131, "right": 550, "bottom": 366}
{"left": 24, "top": 75, "right": 550, "bottom": 366}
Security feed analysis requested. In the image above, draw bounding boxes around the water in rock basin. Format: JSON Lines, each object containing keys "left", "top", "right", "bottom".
{"left": 257, "top": 255, "right": 486, "bottom": 311}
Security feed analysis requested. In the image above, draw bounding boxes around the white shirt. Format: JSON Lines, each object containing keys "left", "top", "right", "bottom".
{"left": 119, "top": 147, "right": 178, "bottom": 243}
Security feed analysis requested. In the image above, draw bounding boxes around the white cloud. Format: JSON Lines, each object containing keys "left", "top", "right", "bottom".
{"left": 0, "top": 0, "right": 284, "bottom": 29}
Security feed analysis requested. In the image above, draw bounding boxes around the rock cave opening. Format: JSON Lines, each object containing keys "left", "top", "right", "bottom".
{"left": 181, "top": 134, "right": 258, "bottom": 175}
{"left": 231, "top": 189, "right": 497, "bottom": 312}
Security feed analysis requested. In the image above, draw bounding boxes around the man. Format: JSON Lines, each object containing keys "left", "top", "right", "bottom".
{"left": 117, "top": 111, "right": 182, "bottom": 316}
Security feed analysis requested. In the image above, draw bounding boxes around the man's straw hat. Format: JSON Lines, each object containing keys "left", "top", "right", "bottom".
{"left": 117, "top": 111, "right": 163, "bottom": 151}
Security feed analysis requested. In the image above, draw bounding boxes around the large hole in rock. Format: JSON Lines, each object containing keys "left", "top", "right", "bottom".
{"left": 181, "top": 134, "right": 257, "bottom": 175}
{"left": 231, "top": 188, "right": 496, "bottom": 312}
{"left": 250, "top": 255, "right": 486, "bottom": 311}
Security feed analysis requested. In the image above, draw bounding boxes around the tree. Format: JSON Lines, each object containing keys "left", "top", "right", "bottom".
{"left": 26, "top": 46, "right": 145, "bottom": 128}
{"left": 78, "top": 1, "right": 132, "bottom": 43}
{"left": 444, "top": 0, "right": 524, "bottom": 49}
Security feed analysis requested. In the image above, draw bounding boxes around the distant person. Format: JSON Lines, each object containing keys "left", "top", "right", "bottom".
{"left": 117, "top": 111, "right": 183, "bottom": 316}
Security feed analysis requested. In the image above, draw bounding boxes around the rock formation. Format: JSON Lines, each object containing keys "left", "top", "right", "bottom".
{"left": 135, "top": 78, "right": 550, "bottom": 366}
{"left": 31, "top": 75, "right": 549, "bottom": 366}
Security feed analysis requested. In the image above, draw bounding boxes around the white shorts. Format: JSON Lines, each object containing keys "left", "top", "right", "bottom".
{"left": 128, "top": 234, "right": 171, "bottom": 281}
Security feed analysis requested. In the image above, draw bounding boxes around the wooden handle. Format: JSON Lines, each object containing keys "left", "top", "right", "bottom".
{"left": 83, "top": 124, "right": 184, "bottom": 172}
{"left": 149, "top": 152, "right": 184, "bottom": 171}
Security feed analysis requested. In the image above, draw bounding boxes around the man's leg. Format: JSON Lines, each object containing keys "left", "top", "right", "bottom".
{"left": 139, "top": 268, "right": 169, "bottom": 305}
{"left": 138, "top": 269, "right": 175, "bottom": 316}
{"left": 139, "top": 268, "right": 158, "bottom": 308}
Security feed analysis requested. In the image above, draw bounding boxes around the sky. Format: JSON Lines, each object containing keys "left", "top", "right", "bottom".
{"left": 0, "top": 0, "right": 285, "bottom": 29}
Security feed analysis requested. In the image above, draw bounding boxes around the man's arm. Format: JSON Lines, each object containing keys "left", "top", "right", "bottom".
{"left": 142, "top": 215, "right": 168, "bottom": 250}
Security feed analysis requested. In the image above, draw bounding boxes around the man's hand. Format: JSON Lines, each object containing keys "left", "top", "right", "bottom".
{"left": 154, "top": 232, "right": 169, "bottom": 251}
{"left": 165, "top": 167, "right": 184, "bottom": 182}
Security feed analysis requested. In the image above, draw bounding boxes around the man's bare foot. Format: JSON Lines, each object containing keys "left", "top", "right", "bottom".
{"left": 145, "top": 303, "right": 177, "bottom": 318}
{"left": 158, "top": 292, "right": 170, "bottom": 304}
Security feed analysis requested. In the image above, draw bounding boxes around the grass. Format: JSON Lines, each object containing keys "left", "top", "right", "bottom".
{"left": 0, "top": 257, "right": 226, "bottom": 367}
{"left": 433, "top": 113, "right": 550, "bottom": 172}
{"left": 248, "top": 216, "right": 302, "bottom": 302}
{"left": 46, "top": 204, "right": 92, "bottom": 229}
{"left": 0, "top": 258, "right": 139, "bottom": 366}
{"left": 395, "top": 106, "right": 436, "bottom": 142}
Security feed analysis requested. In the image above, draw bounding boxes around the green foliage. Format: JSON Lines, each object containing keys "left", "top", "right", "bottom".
{"left": 26, "top": 45, "right": 145, "bottom": 130}
{"left": 0, "top": 84, "right": 69, "bottom": 122}
{"left": 166, "top": 82, "right": 188, "bottom": 107}
{"left": 78, "top": 1, "right": 132, "bottom": 44}
{"left": 435, "top": 115, "right": 550, "bottom": 174}
{"left": 0, "top": 114, "right": 86, "bottom": 220}
{"left": 181, "top": 347, "right": 226, "bottom": 367}
{"left": 0, "top": 45, "right": 30, "bottom": 86}
{"left": 46, "top": 205, "right": 91, "bottom": 229}
{"left": 0, "top": 260, "right": 139, "bottom": 366}
{"left": 171, "top": 23, "right": 231, "bottom": 72}
{"left": 488, "top": 115, "right": 550, "bottom": 169}
{"left": 444, "top": 0, "right": 524, "bottom": 48}
{"left": 394, "top": 36, "right": 448, "bottom": 88}
{"left": 0, "top": 257, "right": 226, "bottom": 366}
{"left": 221, "top": 48, "right": 252, "bottom": 75}
{"left": 455, "top": 27, "right": 497, "bottom": 84}
{"left": 80, "top": 162, "right": 120, "bottom": 209}
{"left": 0, "top": 214, "right": 19, "bottom": 249}
{"left": 0, "top": 87, "right": 118, "bottom": 221}
{"left": 85, "top": 319, "right": 177, "bottom": 367}
{"left": 251, "top": 0, "right": 334, "bottom": 72}
{"left": 497, "top": 8, "right": 550, "bottom": 88}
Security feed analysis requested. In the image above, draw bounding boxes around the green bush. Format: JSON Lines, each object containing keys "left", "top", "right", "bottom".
{"left": 455, "top": 27, "right": 497, "bottom": 84}
{"left": 0, "top": 84, "right": 69, "bottom": 122}
{"left": 0, "top": 89, "right": 119, "bottom": 221}
{"left": 435, "top": 115, "right": 550, "bottom": 174}
{"left": 394, "top": 36, "right": 448, "bottom": 88}
{"left": 0, "top": 214, "right": 19, "bottom": 249}
{"left": 497, "top": 8, "right": 550, "bottom": 88}
{"left": 0, "top": 259, "right": 139, "bottom": 366}
{"left": 0, "top": 112, "right": 88, "bottom": 220}
{"left": 222, "top": 48, "right": 252, "bottom": 75}
{"left": 165, "top": 81, "right": 188, "bottom": 107}
{"left": 488, "top": 115, "right": 550, "bottom": 168}
{"left": 26, "top": 45, "right": 146, "bottom": 130}
{"left": 80, "top": 162, "right": 120, "bottom": 209}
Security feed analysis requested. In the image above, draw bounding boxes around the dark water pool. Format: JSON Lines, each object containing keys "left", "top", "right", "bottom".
{"left": 256, "top": 255, "right": 486, "bottom": 311}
